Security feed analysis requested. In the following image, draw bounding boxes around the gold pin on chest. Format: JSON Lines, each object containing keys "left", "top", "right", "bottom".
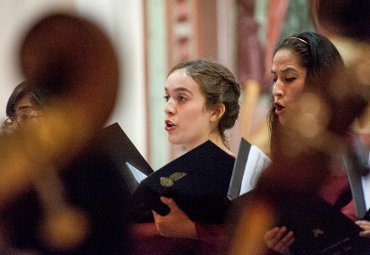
{"left": 160, "top": 171, "right": 187, "bottom": 187}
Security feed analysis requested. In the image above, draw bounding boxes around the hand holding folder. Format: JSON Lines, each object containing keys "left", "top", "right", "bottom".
{"left": 275, "top": 195, "right": 370, "bottom": 254}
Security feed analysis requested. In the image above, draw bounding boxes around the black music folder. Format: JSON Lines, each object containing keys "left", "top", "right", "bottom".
{"left": 277, "top": 196, "right": 370, "bottom": 254}
{"left": 364, "top": 208, "right": 370, "bottom": 221}
{"left": 227, "top": 138, "right": 271, "bottom": 200}
{"left": 99, "top": 122, "right": 153, "bottom": 194}
{"left": 132, "top": 140, "right": 235, "bottom": 224}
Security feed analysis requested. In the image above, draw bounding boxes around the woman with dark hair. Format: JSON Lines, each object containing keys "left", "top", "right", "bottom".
{"left": 130, "top": 59, "right": 241, "bottom": 255}
{"left": 268, "top": 31, "right": 345, "bottom": 158}
{"left": 263, "top": 31, "right": 348, "bottom": 255}
{"left": 264, "top": 31, "right": 370, "bottom": 254}
{"left": 2, "top": 81, "right": 49, "bottom": 133}
{"left": 228, "top": 32, "right": 369, "bottom": 255}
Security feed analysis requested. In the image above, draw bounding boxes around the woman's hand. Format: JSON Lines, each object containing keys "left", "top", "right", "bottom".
{"left": 152, "top": 196, "right": 197, "bottom": 239}
{"left": 356, "top": 220, "right": 370, "bottom": 238}
{"left": 264, "top": 226, "right": 294, "bottom": 255}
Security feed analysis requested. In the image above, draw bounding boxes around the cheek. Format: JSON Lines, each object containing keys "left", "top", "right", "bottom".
{"left": 183, "top": 104, "right": 205, "bottom": 118}
{"left": 288, "top": 85, "right": 305, "bottom": 102}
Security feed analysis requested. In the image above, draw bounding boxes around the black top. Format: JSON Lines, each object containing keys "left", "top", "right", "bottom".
{"left": 1, "top": 129, "right": 130, "bottom": 255}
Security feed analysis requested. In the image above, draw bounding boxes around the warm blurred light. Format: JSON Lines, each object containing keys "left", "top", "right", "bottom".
{"left": 40, "top": 207, "right": 89, "bottom": 250}
{"left": 229, "top": 201, "right": 274, "bottom": 255}
{"left": 295, "top": 92, "right": 328, "bottom": 139}
{"left": 0, "top": 139, "right": 33, "bottom": 204}
{"left": 356, "top": 60, "right": 370, "bottom": 87}
{"left": 280, "top": 92, "right": 331, "bottom": 158}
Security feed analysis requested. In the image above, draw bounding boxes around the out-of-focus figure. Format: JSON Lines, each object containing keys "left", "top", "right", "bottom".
{"left": 0, "top": 12, "right": 129, "bottom": 255}
{"left": 317, "top": 0, "right": 370, "bottom": 244}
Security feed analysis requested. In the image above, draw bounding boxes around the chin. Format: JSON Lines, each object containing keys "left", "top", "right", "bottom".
{"left": 168, "top": 136, "right": 180, "bottom": 145}
{"left": 278, "top": 116, "right": 287, "bottom": 126}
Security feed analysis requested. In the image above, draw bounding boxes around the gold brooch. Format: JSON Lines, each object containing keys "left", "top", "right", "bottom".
{"left": 312, "top": 227, "right": 324, "bottom": 238}
{"left": 160, "top": 172, "right": 187, "bottom": 187}
{"left": 160, "top": 177, "right": 174, "bottom": 187}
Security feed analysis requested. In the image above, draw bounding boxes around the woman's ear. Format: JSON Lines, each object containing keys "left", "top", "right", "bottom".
{"left": 210, "top": 103, "right": 226, "bottom": 122}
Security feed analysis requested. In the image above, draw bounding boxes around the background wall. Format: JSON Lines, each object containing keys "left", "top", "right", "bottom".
{"left": 74, "top": 0, "right": 147, "bottom": 165}
{"left": 0, "top": 0, "right": 73, "bottom": 121}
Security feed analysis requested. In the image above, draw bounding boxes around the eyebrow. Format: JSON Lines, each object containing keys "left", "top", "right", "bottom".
{"left": 17, "top": 105, "right": 33, "bottom": 110}
{"left": 271, "top": 67, "right": 298, "bottom": 74}
{"left": 165, "top": 87, "right": 193, "bottom": 95}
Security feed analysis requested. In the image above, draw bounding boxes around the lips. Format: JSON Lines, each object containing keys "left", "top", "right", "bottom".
{"left": 165, "top": 120, "right": 176, "bottom": 131}
{"left": 274, "top": 102, "right": 285, "bottom": 115}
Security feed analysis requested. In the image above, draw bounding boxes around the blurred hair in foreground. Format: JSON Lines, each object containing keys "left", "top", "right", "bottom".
{"left": 0, "top": 12, "right": 129, "bottom": 254}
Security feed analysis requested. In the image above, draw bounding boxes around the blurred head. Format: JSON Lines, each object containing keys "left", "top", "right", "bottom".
{"left": 164, "top": 59, "right": 240, "bottom": 151}
{"left": 269, "top": 32, "right": 344, "bottom": 156}
{"left": 3, "top": 81, "right": 49, "bottom": 133}
{"left": 317, "top": 0, "right": 370, "bottom": 43}
{"left": 317, "top": 0, "right": 370, "bottom": 134}
{"left": 20, "top": 13, "right": 119, "bottom": 132}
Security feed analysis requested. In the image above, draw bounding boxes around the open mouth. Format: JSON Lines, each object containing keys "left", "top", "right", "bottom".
{"left": 165, "top": 120, "right": 175, "bottom": 129}
{"left": 274, "top": 102, "right": 285, "bottom": 114}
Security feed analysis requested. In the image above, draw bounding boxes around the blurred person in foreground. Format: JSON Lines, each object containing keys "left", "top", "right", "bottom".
{"left": 0, "top": 12, "right": 129, "bottom": 254}
{"left": 317, "top": 0, "right": 370, "bottom": 243}
{"left": 228, "top": 31, "right": 369, "bottom": 255}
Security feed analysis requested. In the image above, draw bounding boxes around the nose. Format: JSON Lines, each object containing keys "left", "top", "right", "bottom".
{"left": 164, "top": 98, "right": 176, "bottom": 115}
{"left": 272, "top": 80, "right": 284, "bottom": 100}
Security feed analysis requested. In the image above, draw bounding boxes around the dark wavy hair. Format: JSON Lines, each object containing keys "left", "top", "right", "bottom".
{"left": 268, "top": 32, "right": 345, "bottom": 158}
{"left": 168, "top": 59, "right": 241, "bottom": 145}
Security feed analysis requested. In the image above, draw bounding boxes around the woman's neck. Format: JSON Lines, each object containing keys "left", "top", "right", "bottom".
{"left": 208, "top": 132, "right": 228, "bottom": 151}
{"left": 181, "top": 132, "right": 233, "bottom": 156}
{"left": 208, "top": 132, "right": 235, "bottom": 156}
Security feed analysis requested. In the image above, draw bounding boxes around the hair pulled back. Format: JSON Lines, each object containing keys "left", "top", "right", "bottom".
{"left": 169, "top": 59, "right": 241, "bottom": 143}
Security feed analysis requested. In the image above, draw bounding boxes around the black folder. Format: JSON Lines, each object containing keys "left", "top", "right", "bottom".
{"left": 99, "top": 122, "right": 153, "bottom": 194}
{"left": 276, "top": 196, "right": 370, "bottom": 254}
{"left": 364, "top": 208, "right": 370, "bottom": 221}
{"left": 132, "top": 140, "right": 235, "bottom": 224}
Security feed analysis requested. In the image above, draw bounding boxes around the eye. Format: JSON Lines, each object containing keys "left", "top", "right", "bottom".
{"left": 164, "top": 95, "right": 170, "bottom": 102}
{"left": 178, "top": 95, "right": 187, "bottom": 102}
{"left": 285, "top": 77, "right": 296, "bottom": 82}
{"left": 271, "top": 73, "right": 277, "bottom": 84}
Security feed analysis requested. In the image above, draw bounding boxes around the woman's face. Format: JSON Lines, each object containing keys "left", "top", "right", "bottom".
{"left": 272, "top": 48, "right": 307, "bottom": 125}
{"left": 4, "top": 95, "right": 41, "bottom": 132}
{"left": 14, "top": 95, "right": 35, "bottom": 119}
{"left": 164, "top": 68, "right": 214, "bottom": 151}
